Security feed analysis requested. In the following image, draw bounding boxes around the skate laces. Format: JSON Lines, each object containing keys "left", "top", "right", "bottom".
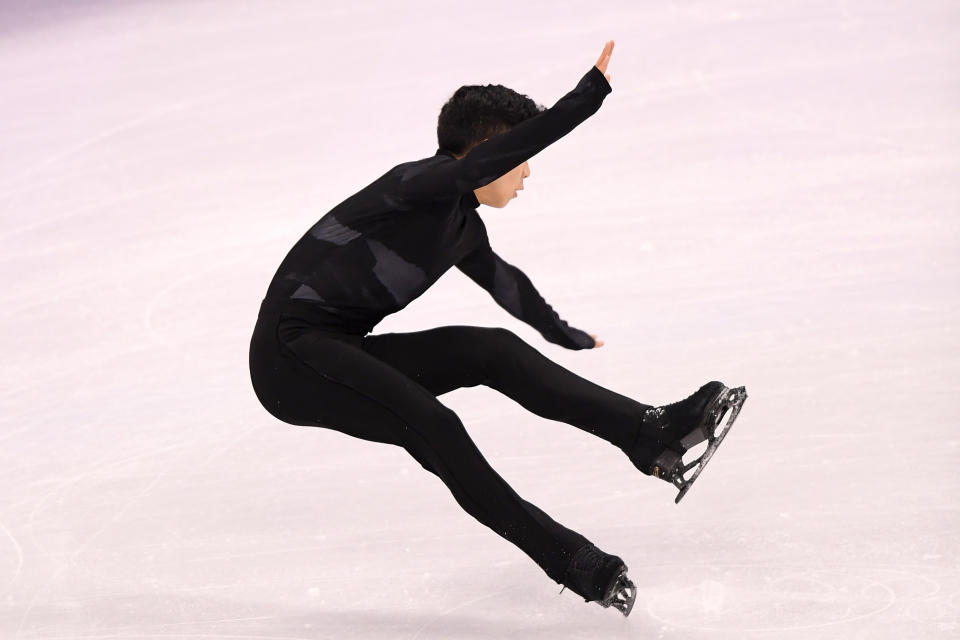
{"left": 560, "top": 544, "right": 624, "bottom": 602}
{"left": 664, "top": 383, "right": 711, "bottom": 418}
{"left": 644, "top": 381, "right": 721, "bottom": 440}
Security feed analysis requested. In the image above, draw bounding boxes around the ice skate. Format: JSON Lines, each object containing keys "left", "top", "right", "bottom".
{"left": 601, "top": 567, "right": 637, "bottom": 616}
{"left": 559, "top": 542, "right": 637, "bottom": 616}
{"left": 629, "top": 382, "right": 748, "bottom": 503}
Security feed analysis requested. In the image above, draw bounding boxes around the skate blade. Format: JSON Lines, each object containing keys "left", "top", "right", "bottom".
{"left": 671, "top": 386, "right": 747, "bottom": 504}
{"left": 601, "top": 572, "right": 637, "bottom": 617}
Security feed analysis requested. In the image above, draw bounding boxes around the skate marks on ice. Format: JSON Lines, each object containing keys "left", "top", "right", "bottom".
{"left": 0, "top": 73, "right": 249, "bottom": 206}
{"left": 409, "top": 583, "right": 532, "bottom": 640}
{"left": 642, "top": 562, "right": 960, "bottom": 636}
{"left": 407, "top": 578, "right": 644, "bottom": 640}
{"left": 0, "top": 515, "right": 24, "bottom": 599}
{"left": 647, "top": 565, "right": 895, "bottom": 632}
{"left": 11, "top": 440, "right": 196, "bottom": 637}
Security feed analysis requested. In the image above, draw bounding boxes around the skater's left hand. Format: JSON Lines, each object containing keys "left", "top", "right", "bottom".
{"left": 595, "top": 40, "right": 614, "bottom": 85}
{"left": 589, "top": 333, "right": 604, "bottom": 348}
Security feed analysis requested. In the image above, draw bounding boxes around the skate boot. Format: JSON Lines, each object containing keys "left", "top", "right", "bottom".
{"left": 628, "top": 382, "right": 748, "bottom": 503}
{"left": 627, "top": 445, "right": 684, "bottom": 482}
{"left": 559, "top": 542, "right": 637, "bottom": 616}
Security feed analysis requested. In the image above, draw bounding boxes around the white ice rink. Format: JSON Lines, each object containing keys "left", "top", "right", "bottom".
{"left": 1, "top": 0, "right": 958, "bottom": 637}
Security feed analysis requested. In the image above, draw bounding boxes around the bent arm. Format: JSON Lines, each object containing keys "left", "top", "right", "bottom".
{"left": 399, "top": 65, "right": 612, "bottom": 203}
{"left": 457, "top": 241, "right": 595, "bottom": 350}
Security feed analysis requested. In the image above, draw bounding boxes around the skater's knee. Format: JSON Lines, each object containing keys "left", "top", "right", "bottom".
{"left": 485, "top": 327, "right": 528, "bottom": 358}
{"left": 452, "top": 327, "right": 524, "bottom": 374}
{"left": 407, "top": 445, "right": 440, "bottom": 476}
{"left": 489, "top": 326, "right": 521, "bottom": 342}
{"left": 409, "top": 402, "right": 468, "bottom": 442}
{"left": 460, "top": 326, "right": 520, "bottom": 349}
{"left": 461, "top": 327, "right": 518, "bottom": 377}
{"left": 486, "top": 326, "right": 538, "bottom": 369}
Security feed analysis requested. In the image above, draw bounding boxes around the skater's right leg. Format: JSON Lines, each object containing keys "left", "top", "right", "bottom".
{"left": 360, "top": 324, "right": 661, "bottom": 461}
{"left": 249, "top": 313, "right": 591, "bottom": 584}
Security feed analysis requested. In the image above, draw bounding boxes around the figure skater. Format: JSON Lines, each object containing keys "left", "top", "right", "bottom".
{"left": 249, "top": 40, "right": 746, "bottom": 616}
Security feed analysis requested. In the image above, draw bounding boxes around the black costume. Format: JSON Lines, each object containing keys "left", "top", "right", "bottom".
{"left": 249, "top": 65, "right": 655, "bottom": 585}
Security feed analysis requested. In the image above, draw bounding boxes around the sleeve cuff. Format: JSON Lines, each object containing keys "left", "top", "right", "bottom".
{"left": 588, "top": 64, "right": 612, "bottom": 93}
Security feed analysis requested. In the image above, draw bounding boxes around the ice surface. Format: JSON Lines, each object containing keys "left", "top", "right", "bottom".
{"left": 1, "top": 0, "right": 958, "bottom": 638}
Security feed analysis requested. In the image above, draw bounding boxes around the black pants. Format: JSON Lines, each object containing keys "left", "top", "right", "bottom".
{"left": 248, "top": 311, "right": 653, "bottom": 584}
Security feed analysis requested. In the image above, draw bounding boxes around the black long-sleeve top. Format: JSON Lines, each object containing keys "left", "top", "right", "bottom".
{"left": 257, "top": 64, "right": 612, "bottom": 349}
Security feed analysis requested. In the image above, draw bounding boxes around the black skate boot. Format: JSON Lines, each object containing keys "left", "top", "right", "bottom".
{"left": 627, "top": 444, "right": 685, "bottom": 482}
{"left": 559, "top": 542, "right": 637, "bottom": 617}
{"left": 642, "top": 381, "right": 727, "bottom": 453}
{"left": 627, "top": 382, "right": 748, "bottom": 503}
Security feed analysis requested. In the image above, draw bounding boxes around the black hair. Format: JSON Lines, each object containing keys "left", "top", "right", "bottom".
{"left": 436, "top": 82, "right": 545, "bottom": 156}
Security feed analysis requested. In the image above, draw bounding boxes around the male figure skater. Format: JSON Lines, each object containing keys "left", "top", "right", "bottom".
{"left": 249, "top": 41, "right": 745, "bottom": 616}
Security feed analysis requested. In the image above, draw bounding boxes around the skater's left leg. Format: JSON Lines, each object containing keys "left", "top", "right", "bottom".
{"left": 362, "top": 325, "right": 656, "bottom": 456}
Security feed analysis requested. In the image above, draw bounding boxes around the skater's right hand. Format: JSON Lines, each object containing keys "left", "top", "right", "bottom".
{"left": 595, "top": 40, "right": 614, "bottom": 85}
{"left": 589, "top": 333, "right": 604, "bottom": 348}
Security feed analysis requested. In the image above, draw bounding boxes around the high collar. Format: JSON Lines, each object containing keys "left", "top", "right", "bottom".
{"left": 435, "top": 148, "right": 480, "bottom": 208}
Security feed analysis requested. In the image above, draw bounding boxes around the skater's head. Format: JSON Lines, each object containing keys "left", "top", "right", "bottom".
{"left": 436, "top": 82, "right": 540, "bottom": 208}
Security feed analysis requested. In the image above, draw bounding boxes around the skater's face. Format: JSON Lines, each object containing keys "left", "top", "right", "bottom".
{"left": 454, "top": 138, "right": 530, "bottom": 209}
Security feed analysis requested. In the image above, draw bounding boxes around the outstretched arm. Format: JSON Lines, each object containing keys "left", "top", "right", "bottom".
{"left": 398, "top": 42, "right": 615, "bottom": 203}
{"left": 457, "top": 240, "right": 599, "bottom": 350}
